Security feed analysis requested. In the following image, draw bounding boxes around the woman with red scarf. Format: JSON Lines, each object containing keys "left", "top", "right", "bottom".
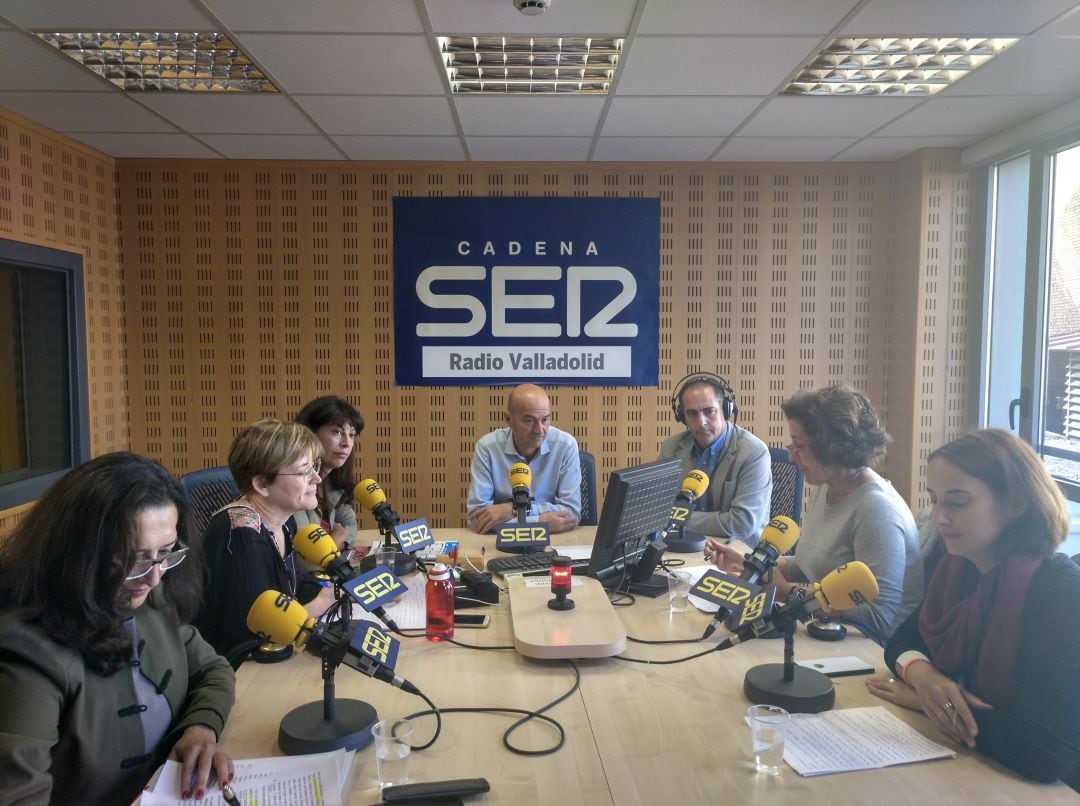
{"left": 869, "top": 429, "right": 1079, "bottom": 784}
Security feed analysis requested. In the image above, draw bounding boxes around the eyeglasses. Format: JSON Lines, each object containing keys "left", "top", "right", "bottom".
{"left": 277, "top": 458, "right": 322, "bottom": 480}
{"left": 126, "top": 546, "right": 189, "bottom": 581}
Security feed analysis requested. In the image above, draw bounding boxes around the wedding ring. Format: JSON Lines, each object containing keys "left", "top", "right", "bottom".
{"left": 944, "top": 701, "right": 955, "bottom": 710}
{"left": 887, "top": 677, "right": 896, "bottom": 684}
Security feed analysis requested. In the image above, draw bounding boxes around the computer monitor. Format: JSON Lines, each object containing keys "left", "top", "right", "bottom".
{"left": 586, "top": 458, "right": 684, "bottom": 592}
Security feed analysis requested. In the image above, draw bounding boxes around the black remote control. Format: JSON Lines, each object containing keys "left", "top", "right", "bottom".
{"left": 381, "top": 777, "right": 491, "bottom": 802}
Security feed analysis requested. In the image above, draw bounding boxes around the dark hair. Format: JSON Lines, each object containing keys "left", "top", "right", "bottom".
{"left": 928, "top": 429, "right": 1070, "bottom": 561}
{"left": 781, "top": 384, "right": 890, "bottom": 468}
{"left": 0, "top": 452, "right": 201, "bottom": 675}
{"left": 294, "top": 396, "right": 365, "bottom": 493}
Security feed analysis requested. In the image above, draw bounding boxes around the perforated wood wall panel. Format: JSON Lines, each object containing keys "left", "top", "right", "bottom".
{"left": 0, "top": 108, "right": 123, "bottom": 539}
{"left": 0, "top": 108, "right": 973, "bottom": 539}
{"left": 113, "top": 158, "right": 972, "bottom": 529}
{"left": 886, "top": 151, "right": 975, "bottom": 512}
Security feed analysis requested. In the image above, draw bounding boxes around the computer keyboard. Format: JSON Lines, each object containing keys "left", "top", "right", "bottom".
{"left": 486, "top": 551, "right": 591, "bottom": 577}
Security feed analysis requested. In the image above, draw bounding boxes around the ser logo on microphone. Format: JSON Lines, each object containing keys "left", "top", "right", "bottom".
{"left": 669, "top": 506, "right": 690, "bottom": 524}
{"left": 351, "top": 620, "right": 400, "bottom": 670}
{"left": 394, "top": 519, "right": 434, "bottom": 553}
{"left": 343, "top": 568, "right": 405, "bottom": 610}
{"left": 693, "top": 570, "right": 775, "bottom": 624}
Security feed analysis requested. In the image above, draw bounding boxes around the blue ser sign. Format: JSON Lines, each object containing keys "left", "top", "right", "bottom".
{"left": 393, "top": 196, "right": 659, "bottom": 386}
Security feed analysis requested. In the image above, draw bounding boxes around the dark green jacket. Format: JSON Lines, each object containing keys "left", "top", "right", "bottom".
{"left": 0, "top": 594, "right": 234, "bottom": 805}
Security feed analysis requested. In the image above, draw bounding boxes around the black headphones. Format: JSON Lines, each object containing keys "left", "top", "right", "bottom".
{"left": 671, "top": 372, "right": 738, "bottom": 424}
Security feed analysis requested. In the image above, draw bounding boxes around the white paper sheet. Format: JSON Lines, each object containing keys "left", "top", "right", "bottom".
{"left": 144, "top": 748, "right": 353, "bottom": 806}
{"left": 779, "top": 706, "right": 955, "bottom": 777}
{"left": 680, "top": 564, "right": 722, "bottom": 613}
{"left": 370, "top": 574, "right": 427, "bottom": 630}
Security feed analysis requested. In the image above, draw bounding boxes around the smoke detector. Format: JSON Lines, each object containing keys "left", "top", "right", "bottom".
{"left": 514, "top": 0, "right": 550, "bottom": 15}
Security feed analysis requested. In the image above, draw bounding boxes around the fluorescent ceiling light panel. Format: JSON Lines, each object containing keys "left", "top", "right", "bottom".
{"left": 439, "top": 35, "right": 622, "bottom": 94}
{"left": 36, "top": 32, "right": 278, "bottom": 92}
{"left": 785, "top": 37, "right": 1018, "bottom": 96}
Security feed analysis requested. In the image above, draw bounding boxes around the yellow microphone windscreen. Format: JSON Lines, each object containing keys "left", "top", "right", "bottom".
{"left": 356, "top": 478, "right": 387, "bottom": 511}
{"left": 293, "top": 523, "right": 339, "bottom": 569}
{"left": 680, "top": 470, "right": 710, "bottom": 499}
{"left": 760, "top": 516, "right": 800, "bottom": 555}
{"left": 509, "top": 462, "right": 532, "bottom": 491}
{"left": 246, "top": 590, "right": 312, "bottom": 647}
{"left": 815, "top": 561, "right": 879, "bottom": 612}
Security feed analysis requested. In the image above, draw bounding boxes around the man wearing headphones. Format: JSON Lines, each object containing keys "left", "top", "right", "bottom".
{"left": 659, "top": 373, "right": 772, "bottom": 548}
{"left": 467, "top": 383, "right": 582, "bottom": 535}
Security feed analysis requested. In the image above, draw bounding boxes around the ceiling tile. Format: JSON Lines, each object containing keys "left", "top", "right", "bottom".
{"left": 456, "top": 96, "right": 605, "bottom": 136}
{"left": 618, "top": 36, "right": 821, "bottom": 95}
{"left": 715, "top": 136, "right": 857, "bottom": 161}
{"left": 467, "top": 136, "right": 593, "bottom": 161}
{"left": 334, "top": 135, "right": 466, "bottom": 160}
{"left": 205, "top": 0, "right": 424, "bottom": 33}
{"left": 0, "top": 0, "right": 217, "bottom": 29}
{"left": 739, "top": 96, "right": 925, "bottom": 137}
{"left": 196, "top": 134, "right": 344, "bottom": 159}
{"left": 65, "top": 132, "right": 221, "bottom": 158}
{"left": 0, "top": 91, "right": 177, "bottom": 133}
{"left": 876, "top": 95, "right": 1069, "bottom": 137}
{"left": 602, "top": 97, "right": 761, "bottom": 136}
{"left": 638, "top": 0, "right": 859, "bottom": 35}
{"left": 299, "top": 95, "right": 457, "bottom": 136}
{"left": 0, "top": 32, "right": 112, "bottom": 91}
{"left": 592, "top": 137, "right": 723, "bottom": 161}
{"left": 239, "top": 34, "right": 444, "bottom": 95}
{"left": 840, "top": 0, "right": 1080, "bottom": 35}
{"left": 426, "top": 0, "right": 638, "bottom": 35}
{"left": 943, "top": 35, "right": 1080, "bottom": 97}
{"left": 133, "top": 94, "right": 320, "bottom": 135}
{"left": 833, "top": 136, "right": 972, "bottom": 161}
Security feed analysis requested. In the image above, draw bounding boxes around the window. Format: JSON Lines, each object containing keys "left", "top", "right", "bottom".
{"left": 0, "top": 238, "right": 89, "bottom": 509}
{"left": 982, "top": 137, "right": 1080, "bottom": 503}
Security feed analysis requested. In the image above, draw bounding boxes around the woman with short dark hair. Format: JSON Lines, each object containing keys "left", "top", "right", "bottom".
{"left": 869, "top": 429, "right": 1079, "bottom": 784}
{"left": 0, "top": 452, "right": 235, "bottom": 804}
{"left": 707, "top": 384, "right": 922, "bottom": 643}
{"left": 293, "top": 395, "right": 365, "bottom": 550}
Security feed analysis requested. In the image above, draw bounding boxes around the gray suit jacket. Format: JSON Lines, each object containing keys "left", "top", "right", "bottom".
{"left": 658, "top": 424, "right": 772, "bottom": 546}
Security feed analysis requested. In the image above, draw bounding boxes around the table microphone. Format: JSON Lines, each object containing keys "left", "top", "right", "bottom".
{"left": 247, "top": 590, "right": 419, "bottom": 694}
{"left": 701, "top": 516, "right": 801, "bottom": 639}
{"left": 292, "top": 524, "right": 400, "bottom": 632}
{"left": 717, "top": 561, "right": 879, "bottom": 649}
{"left": 355, "top": 478, "right": 401, "bottom": 535}
{"left": 509, "top": 462, "right": 532, "bottom": 524}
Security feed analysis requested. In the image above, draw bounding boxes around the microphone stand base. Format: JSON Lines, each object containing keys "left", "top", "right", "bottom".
{"left": 278, "top": 698, "right": 378, "bottom": 755}
{"left": 744, "top": 663, "right": 834, "bottom": 714}
{"left": 663, "top": 532, "right": 706, "bottom": 553}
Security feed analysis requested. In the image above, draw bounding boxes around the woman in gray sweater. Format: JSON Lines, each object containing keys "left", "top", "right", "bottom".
{"left": 706, "top": 384, "right": 922, "bottom": 643}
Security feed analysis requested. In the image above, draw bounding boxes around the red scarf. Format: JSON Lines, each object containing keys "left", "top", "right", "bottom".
{"left": 918, "top": 553, "right": 1042, "bottom": 708}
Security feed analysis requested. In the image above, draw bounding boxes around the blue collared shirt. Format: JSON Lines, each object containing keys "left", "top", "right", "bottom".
{"left": 466, "top": 425, "right": 582, "bottom": 527}
{"left": 689, "top": 423, "right": 731, "bottom": 489}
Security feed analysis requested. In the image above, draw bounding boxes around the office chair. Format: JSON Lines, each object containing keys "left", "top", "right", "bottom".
{"left": 578, "top": 450, "right": 598, "bottom": 526}
{"left": 768, "top": 447, "right": 804, "bottom": 527}
{"left": 178, "top": 465, "right": 240, "bottom": 542}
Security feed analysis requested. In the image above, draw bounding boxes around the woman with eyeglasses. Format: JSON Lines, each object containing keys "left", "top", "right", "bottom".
{"left": 193, "top": 419, "right": 336, "bottom": 662}
{"left": 293, "top": 396, "right": 365, "bottom": 555}
{"left": 705, "top": 384, "right": 922, "bottom": 643}
{"left": 868, "top": 430, "right": 1080, "bottom": 785}
{"left": 0, "top": 452, "right": 235, "bottom": 804}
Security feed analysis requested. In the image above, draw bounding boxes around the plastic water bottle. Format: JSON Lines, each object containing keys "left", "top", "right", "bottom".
{"left": 425, "top": 563, "right": 455, "bottom": 641}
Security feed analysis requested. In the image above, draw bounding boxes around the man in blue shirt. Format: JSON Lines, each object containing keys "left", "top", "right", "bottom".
{"left": 659, "top": 374, "right": 772, "bottom": 546}
{"left": 467, "top": 384, "right": 582, "bottom": 534}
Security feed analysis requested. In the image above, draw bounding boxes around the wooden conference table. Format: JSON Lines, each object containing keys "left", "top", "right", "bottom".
{"left": 222, "top": 528, "right": 1078, "bottom": 805}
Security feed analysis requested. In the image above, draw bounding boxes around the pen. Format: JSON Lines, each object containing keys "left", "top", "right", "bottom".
{"left": 221, "top": 782, "right": 241, "bottom": 806}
